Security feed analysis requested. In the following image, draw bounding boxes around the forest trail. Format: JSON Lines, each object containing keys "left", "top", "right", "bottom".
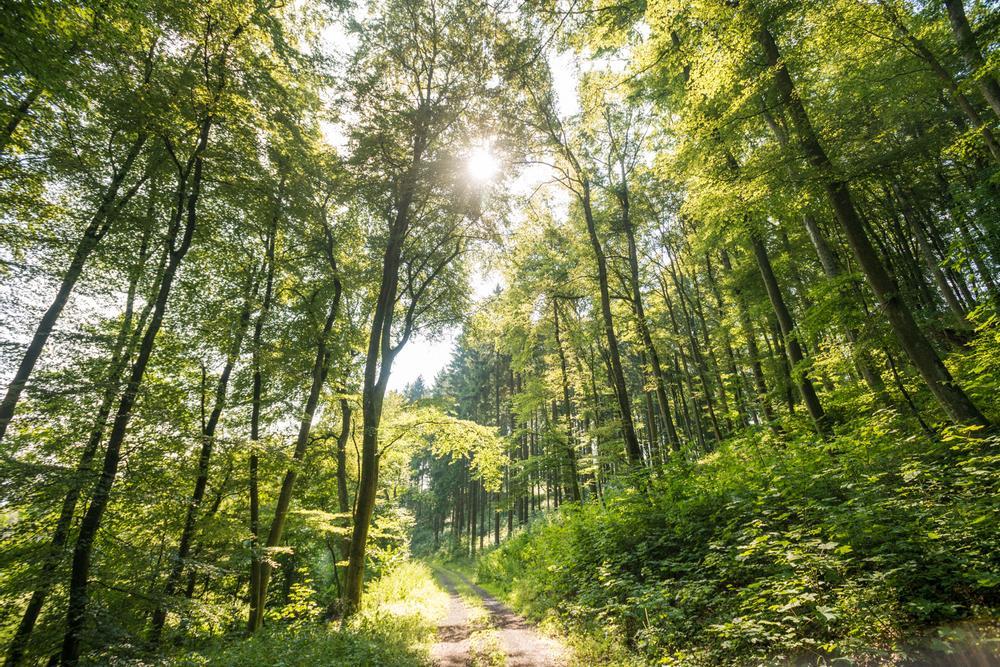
{"left": 431, "top": 567, "right": 567, "bottom": 667}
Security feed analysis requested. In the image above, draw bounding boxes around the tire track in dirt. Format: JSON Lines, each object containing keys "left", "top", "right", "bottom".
{"left": 430, "top": 567, "right": 567, "bottom": 667}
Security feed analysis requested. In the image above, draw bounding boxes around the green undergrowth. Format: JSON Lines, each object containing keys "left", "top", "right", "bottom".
{"left": 169, "top": 561, "right": 449, "bottom": 666}
{"left": 476, "top": 416, "right": 1000, "bottom": 665}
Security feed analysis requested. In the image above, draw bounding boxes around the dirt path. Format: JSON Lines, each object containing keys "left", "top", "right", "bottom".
{"left": 431, "top": 567, "right": 567, "bottom": 667}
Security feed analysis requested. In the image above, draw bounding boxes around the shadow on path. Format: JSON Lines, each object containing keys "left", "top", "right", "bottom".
{"left": 430, "top": 569, "right": 473, "bottom": 667}
{"left": 430, "top": 566, "right": 567, "bottom": 667}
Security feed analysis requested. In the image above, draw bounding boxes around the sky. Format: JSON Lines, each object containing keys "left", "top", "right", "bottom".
{"left": 385, "top": 50, "right": 581, "bottom": 392}
{"left": 386, "top": 269, "right": 501, "bottom": 391}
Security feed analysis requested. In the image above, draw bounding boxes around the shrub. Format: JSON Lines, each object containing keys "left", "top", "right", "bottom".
{"left": 168, "top": 561, "right": 448, "bottom": 666}
{"left": 478, "top": 419, "right": 1000, "bottom": 665}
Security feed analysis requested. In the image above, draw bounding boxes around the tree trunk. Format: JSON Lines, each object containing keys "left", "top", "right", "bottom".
{"left": 891, "top": 183, "right": 968, "bottom": 323}
{"left": 665, "top": 252, "right": 724, "bottom": 444}
{"left": 800, "top": 212, "right": 890, "bottom": 401}
{"left": 0, "top": 86, "right": 42, "bottom": 153}
{"left": 336, "top": 397, "right": 353, "bottom": 514}
{"left": 246, "top": 181, "right": 281, "bottom": 633}
{"left": 687, "top": 262, "right": 733, "bottom": 431}
{"left": 750, "top": 235, "right": 828, "bottom": 433}
{"left": 704, "top": 253, "right": 752, "bottom": 425}
{"left": 877, "top": 0, "right": 1000, "bottom": 161}
{"left": 469, "top": 477, "right": 478, "bottom": 557}
{"left": 343, "top": 148, "right": 418, "bottom": 615}
{"left": 720, "top": 249, "right": 776, "bottom": 425}
{"left": 580, "top": 178, "right": 643, "bottom": 464}
{"left": 942, "top": 0, "right": 1000, "bottom": 120}
{"left": 0, "top": 133, "right": 148, "bottom": 444}
{"left": 935, "top": 170, "right": 999, "bottom": 298}
{"left": 552, "top": 300, "right": 582, "bottom": 501}
{"left": 249, "top": 277, "right": 341, "bottom": 631}
{"left": 149, "top": 274, "right": 257, "bottom": 644}
{"left": 3, "top": 219, "right": 156, "bottom": 667}
{"left": 619, "top": 193, "right": 680, "bottom": 450}
{"left": 60, "top": 117, "right": 210, "bottom": 667}
{"left": 755, "top": 24, "right": 990, "bottom": 429}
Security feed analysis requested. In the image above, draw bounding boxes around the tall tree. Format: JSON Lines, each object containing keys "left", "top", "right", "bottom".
{"left": 0, "top": 39, "right": 158, "bottom": 445}
{"left": 341, "top": 0, "right": 497, "bottom": 614}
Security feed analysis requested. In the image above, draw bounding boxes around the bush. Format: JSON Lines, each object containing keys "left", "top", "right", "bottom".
{"left": 478, "top": 417, "right": 1000, "bottom": 665}
{"left": 168, "top": 561, "right": 448, "bottom": 666}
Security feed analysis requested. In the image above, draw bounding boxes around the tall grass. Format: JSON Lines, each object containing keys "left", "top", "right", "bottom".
{"left": 170, "top": 561, "right": 449, "bottom": 666}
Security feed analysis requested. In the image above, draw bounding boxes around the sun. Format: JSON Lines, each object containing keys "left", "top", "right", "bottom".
{"left": 466, "top": 143, "right": 500, "bottom": 183}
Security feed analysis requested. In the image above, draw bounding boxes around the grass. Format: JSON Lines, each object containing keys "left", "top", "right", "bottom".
{"left": 169, "top": 561, "right": 450, "bottom": 666}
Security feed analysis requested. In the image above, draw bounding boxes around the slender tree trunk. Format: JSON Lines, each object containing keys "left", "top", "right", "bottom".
{"left": 891, "top": 183, "right": 968, "bottom": 323}
{"left": 149, "top": 274, "right": 257, "bottom": 644}
{"left": 720, "top": 249, "right": 776, "bottom": 425}
{"left": 336, "top": 397, "right": 352, "bottom": 530}
{"left": 642, "top": 387, "right": 658, "bottom": 453}
{"left": 878, "top": 0, "right": 1000, "bottom": 160}
{"left": 759, "top": 101, "right": 890, "bottom": 402}
{"left": 750, "top": 235, "right": 828, "bottom": 433}
{"left": 688, "top": 263, "right": 733, "bottom": 431}
{"left": 882, "top": 193, "right": 940, "bottom": 313}
{"left": 469, "top": 477, "right": 478, "bottom": 557}
{"left": 619, "top": 195, "right": 680, "bottom": 449}
{"left": 579, "top": 179, "right": 643, "bottom": 464}
{"left": 246, "top": 182, "right": 281, "bottom": 632}
{"left": 666, "top": 253, "right": 724, "bottom": 444}
{"left": 704, "top": 253, "right": 752, "bottom": 425}
{"left": 479, "top": 485, "right": 486, "bottom": 549}
{"left": 942, "top": 0, "right": 1000, "bottom": 120}
{"left": 249, "top": 278, "right": 341, "bottom": 631}
{"left": 887, "top": 350, "right": 936, "bottom": 435}
{"left": 755, "top": 24, "right": 990, "bottom": 429}
{"left": 657, "top": 285, "right": 691, "bottom": 439}
{"left": 660, "top": 287, "right": 702, "bottom": 445}
{"left": 0, "top": 133, "right": 148, "bottom": 445}
{"left": 552, "top": 300, "right": 581, "bottom": 501}
{"left": 801, "top": 212, "right": 890, "bottom": 401}
{"left": 1, "top": 86, "right": 42, "bottom": 152}
{"left": 768, "top": 316, "right": 797, "bottom": 415}
{"left": 3, "top": 219, "right": 157, "bottom": 667}
{"left": 343, "top": 146, "right": 421, "bottom": 615}
{"left": 344, "top": 317, "right": 391, "bottom": 608}
{"left": 936, "top": 174, "right": 999, "bottom": 297}
{"left": 60, "top": 117, "right": 211, "bottom": 667}
{"left": 182, "top": 460, "right": 231, "bottom": 603}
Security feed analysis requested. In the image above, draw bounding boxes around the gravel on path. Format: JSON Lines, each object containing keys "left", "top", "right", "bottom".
{"left": 430, "top": 567, "right": 567, "bottom": 667}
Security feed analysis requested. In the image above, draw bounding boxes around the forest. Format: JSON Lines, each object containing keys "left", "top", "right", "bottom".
{"left": 1, "top": 0, "right": 999, "bottom": 664}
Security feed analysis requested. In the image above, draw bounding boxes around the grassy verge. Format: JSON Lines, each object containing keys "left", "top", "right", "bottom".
{"left": 170, "top": 560, "right": 449, "bottom": 666}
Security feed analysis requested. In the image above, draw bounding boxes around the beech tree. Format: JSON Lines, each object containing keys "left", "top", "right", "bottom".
{"left": 340, "top": 0, "right": 504, "bottom": 614}
{"left": 0, "top": 1, "right": 997, "bottom": 665}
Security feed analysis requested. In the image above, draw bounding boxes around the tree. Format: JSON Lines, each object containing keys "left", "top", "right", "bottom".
{"left": 340, "top": 0, "right": 501, "bottom": 614}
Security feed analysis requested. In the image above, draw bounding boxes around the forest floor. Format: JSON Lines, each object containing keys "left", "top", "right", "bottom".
{"left": 430, "top": 566, "right": 568, "bottom": 667}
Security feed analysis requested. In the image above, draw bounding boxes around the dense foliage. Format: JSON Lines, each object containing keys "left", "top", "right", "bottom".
{"left": 2, "top": 0, "right": 999, "bottom": 664}
{"left": 478, "top": 423, "right": 1000, "bottom": 663}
